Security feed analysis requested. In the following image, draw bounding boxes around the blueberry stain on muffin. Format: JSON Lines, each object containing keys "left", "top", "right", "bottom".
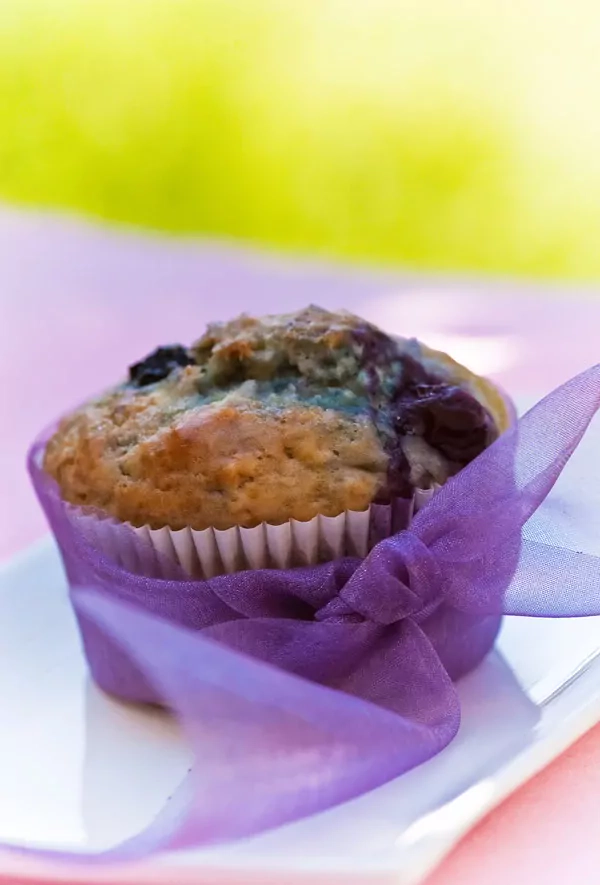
{"left": 44, "top": 306, "right": 511, "bottom": 530}
{"left": 349, "top": 327, "right": 497, "bottom": 498}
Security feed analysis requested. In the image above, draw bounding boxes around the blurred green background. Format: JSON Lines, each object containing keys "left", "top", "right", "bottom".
{"left": 2, "top": 0, "right": 600, "bottom": 278}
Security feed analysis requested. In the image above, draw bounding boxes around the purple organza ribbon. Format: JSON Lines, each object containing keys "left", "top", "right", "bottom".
{"left": 16, "top": 363, "right": 600, "bottom": 863}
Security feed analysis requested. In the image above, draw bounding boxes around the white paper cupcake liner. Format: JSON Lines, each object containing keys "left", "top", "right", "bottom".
{"left": 65, "top": 487, "right": 438, "bottom": 580}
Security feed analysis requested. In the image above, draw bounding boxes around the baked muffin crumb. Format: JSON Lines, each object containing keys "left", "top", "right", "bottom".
{"left": 44, "top": 307, "right": 509, "bottom": 530}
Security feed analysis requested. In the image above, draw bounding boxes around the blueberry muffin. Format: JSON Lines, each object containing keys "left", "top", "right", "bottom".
{"left": 43, "top": 306, "right": 512, "bottom": 531}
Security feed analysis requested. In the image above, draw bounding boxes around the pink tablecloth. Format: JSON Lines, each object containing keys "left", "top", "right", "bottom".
{"left": 2, "top": 207, "right": 600, "bottom": 884}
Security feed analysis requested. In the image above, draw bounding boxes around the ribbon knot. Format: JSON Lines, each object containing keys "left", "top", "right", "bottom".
{"left": 315, "top": 530, "right": 443, "bottom": 626}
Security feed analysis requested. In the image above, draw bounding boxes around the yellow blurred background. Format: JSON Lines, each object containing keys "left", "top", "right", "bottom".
{"left": 1, "top": 0, "right": 600, "bottom": 278}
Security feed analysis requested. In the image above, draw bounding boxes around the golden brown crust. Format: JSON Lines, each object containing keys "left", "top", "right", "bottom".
{"left": 44, "top": 395, "right": 387, "bottom": 530}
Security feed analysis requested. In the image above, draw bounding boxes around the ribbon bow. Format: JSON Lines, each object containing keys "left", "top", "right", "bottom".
{"left": 19, "top": 363, "right": 600, "bottom": 864}
{"left": 316, "top": 532, "right": 443, "bottom": 624}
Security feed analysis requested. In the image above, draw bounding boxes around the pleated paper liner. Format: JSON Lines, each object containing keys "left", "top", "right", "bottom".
{"left": 64, "top": 488, "right": 437, "bottom": 579}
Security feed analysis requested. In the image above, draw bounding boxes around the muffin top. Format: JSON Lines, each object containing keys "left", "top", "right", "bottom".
{"left": 44, "top": 306, "right": 510, "bottom": 530}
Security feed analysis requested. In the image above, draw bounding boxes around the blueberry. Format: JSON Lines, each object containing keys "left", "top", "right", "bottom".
{"left": 128, "top": 345, "right": 195, "bottom": 387}
{"left": 354, "top": 327, "right": 494, "bottom": 495}
{"left": 393, "top": 385, "right": 493, "bottom": 464}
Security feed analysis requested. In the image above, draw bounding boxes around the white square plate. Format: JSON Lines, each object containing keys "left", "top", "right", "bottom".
{"left": 1, "top": 533, "right": 599, "bottom": 885}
